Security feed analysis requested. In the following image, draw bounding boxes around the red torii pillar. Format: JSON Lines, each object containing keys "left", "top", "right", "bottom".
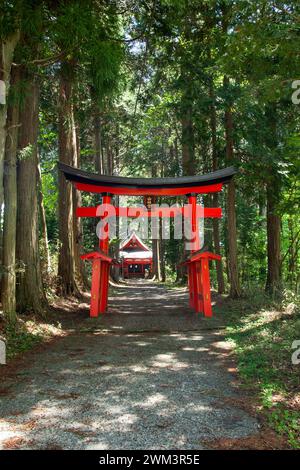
{"left": 187, "top": 194, "right": 201, "bottom": 313}
{"left": 185, "top": 251, "right": 221, "bottom": 317}
{"left": 81, "top": 251, "right": 112, "bottom": 317}
{"left": 98, "top": 194, "right": 111, "bottom": 314}
{"left": 184, "top": 194, "right": 221, "bottom": 317}
{"left": 80, "top": 193, "right": 112, "bottom": 317}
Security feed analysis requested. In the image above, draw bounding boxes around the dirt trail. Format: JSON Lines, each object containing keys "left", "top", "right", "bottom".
{"left": 0, "top": 281, "right": 263, "bottom": 450}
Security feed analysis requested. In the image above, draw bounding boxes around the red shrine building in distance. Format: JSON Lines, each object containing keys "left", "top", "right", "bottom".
{"left": 119, "top": 231, "right": 153, "bottom": 279}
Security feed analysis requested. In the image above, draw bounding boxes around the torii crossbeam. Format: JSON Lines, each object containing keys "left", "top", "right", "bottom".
{"left": 59, "top": 163, "right": 236, "bottom": 317}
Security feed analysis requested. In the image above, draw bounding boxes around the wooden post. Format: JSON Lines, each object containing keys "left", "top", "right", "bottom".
{"left": 191, "top": 262, "right": 197, "bottom": 310}
{"left": 188, "top": 194, "right": 200, "bottom": 252}
{"left": 81, "top": 251, "right": 112, "bottom": 317}
{"left": 188, "top": 264, "right": 193, "bottom": 308}
{"left": 187, "top": 194, "right": 201, "bottom": 313}
{"left": 201, "top": 256, "right": 212, "bottom": 317}
{"left": 183, "top": 252, "right": 221, "bottom": 315}
{"left": 99, "top": 193, "right": 111, "bottom": 254}
{"left": 99, "top": 261, "right": 109, "bottom": 313}
{"left": 98, "top": 193, "right": 111, "bottom": 314}
{"left": 90, "top": 258, "right": 101, "bottom": 317}
{"left": 195, "top": 261, "right": 204, "bottom": 314}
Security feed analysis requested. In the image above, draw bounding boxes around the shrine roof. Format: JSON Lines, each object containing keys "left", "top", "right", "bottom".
{"left": 120, "top": 231, "right": 151, "bottom": 252}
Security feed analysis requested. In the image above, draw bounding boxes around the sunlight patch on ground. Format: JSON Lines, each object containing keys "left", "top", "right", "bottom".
{"left": 212, "top": 341, "right": 234, "bottom": 351}
{"left": 140, "top": 393, "right": 167, "bottom": 408}
{"left": 151, "top": 352, "right": 190, "bottom": 370}
{"left": 86, "top": 441, "right": 109, "bottom": 450}
{"left": 171, "top": 334, "right": 204, "bottom": 342}
{"left": 130, "top": 365, "right": 149, "bottom": 373}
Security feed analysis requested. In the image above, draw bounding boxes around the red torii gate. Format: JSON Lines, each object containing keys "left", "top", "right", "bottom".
{"left": 59, "top": 163, "right": 236, "bottom": 318}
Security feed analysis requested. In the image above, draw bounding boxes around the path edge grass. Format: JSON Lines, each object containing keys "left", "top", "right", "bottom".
{"left": 218, "top": 289, "right": 300, "bottom": 449}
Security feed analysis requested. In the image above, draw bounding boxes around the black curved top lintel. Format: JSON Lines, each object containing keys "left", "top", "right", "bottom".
{"left": 58, "top": 163, "right": 237, "bottom": 190}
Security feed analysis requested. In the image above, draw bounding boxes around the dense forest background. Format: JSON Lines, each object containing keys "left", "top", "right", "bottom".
{"left": 0, "top": 0, "right": 299, "bottom": 321}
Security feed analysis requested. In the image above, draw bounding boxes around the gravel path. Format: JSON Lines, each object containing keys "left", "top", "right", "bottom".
{"left": 0, "top": 281, "right": 260, "bottom": 450}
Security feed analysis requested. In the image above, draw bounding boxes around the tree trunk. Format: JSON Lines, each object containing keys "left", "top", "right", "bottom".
{"left": 94, "top": 113, "right": 104, "bottom": 174}
{"left": 0, "top": 33, "right": 20, "bottom": 217}
{"left": 159, "top": 216, "right": 165, "bottom": 282}
{"left": 209, "top": 80, "right": 225, "bottom": 293}
{"left": 287, "top": 217, "right": 297, "bottom": 289}
{"left": 181, "top": 105, "right": 195, "bottom": 176}
{"left": 16, "top": 70, "right": 46, "bottom": 314}
{"left": 265, "top": 182, "right": 281, "bottom": 294}
{"left": 151, "top": 165, "right": 162, "bottom": 281}
{"left": 2, "top": 66, "right": 19, "bottom": 320}
{"left": 111, "top": 129, "right": 120, "bottom": 282}
{"left": 180, "top": 89, "right": 195, "bottom": 282}
{"left": 212, "top": 193, "right": 225, "bottom": 293}
{"left": 106, "top": 136, "right": 113, "bottom": 175}
{"left": 73, "top": 124, "right": 86, "bottom": 289}
{"left": 37, "top": 161, "right": 51, "bottom": 277}
{"left": 114, "top": 123, "right": 120, "bottom": 174}
{"left": 57, "top": 63, "right": 80, "bottom": 296}
{"left": 151, "top": 205, "right": 162, "bottom": 281}
{"left": 152, "top": 236, "right": 162, "bottom": 281}
{"left": 226, "top": 179, "right": 240, "bottom": 297}
{"left": 264, "top": 104, "right": 282, "bottom": 295}
{"left": 224, "top": 77, "right": 241, "bottom": 298}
